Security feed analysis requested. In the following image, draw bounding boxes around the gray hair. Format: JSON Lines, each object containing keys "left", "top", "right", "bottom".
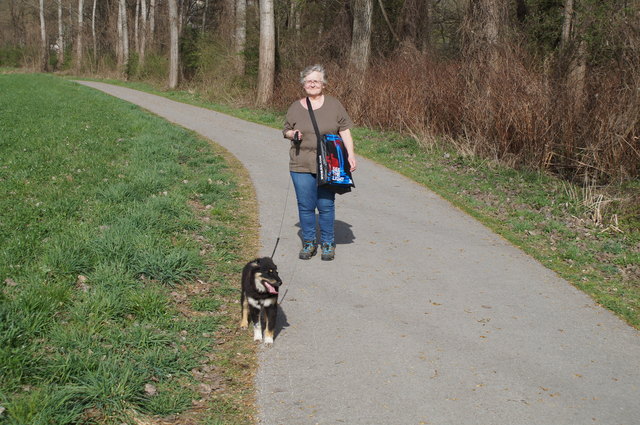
{"left": 300, "top": 64, "right": 328, "bottom": 85}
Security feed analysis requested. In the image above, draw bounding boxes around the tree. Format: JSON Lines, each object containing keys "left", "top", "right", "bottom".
{"left": 139, "top": 0, "right": 148, "bottom": 67}
{"left": 348, "top": 0, "right": 373, "bottom": 73}
{"left": 39, "top": 0, "right": 48, "bottom": 71}
{"left": 57, "top": 0, "right": 64, "bottom": 67}
{"left": 117, "top": 0, "right": 129, "bottom": 72}
{"left": 561, "top": 0, "right": 586, "bottom": 110}
{"left": 149, "top": 0, "right": 156, "bottom": 47}
{"left": 561, "top": 0, "right": 574, "bottom": 48}
{"left": 234, "top": 0, "right": 247, "bottom": 75}
{"left": 9, "top": 0, "right": 27, "bottom": 47}
{"left": 168, "top": 0, "right": 179, "bottom": 88}
{"left": 75, "top": 0, "right": 84, "bottom": 71}
{"left": 91, "top": 0, "right": 97, "bottom": 62}
{"left": 256, "top": 0, "right": 275, "bottom": 105}
{"left": 201, "top": 0, "right": 208, "bottom": 33}
{"left": 463, "top": 0, "right": 509, "bottom": 68}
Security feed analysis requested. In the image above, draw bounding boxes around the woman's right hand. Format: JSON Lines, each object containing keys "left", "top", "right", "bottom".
{"left": 290, "top": 130, "right": 302, "bottom": 143}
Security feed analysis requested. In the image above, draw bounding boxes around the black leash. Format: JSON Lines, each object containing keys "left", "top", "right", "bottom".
{"left": 270, "top": 171, "right": 292, "bottom": 259}
{"left": 272, "top": 175, "right": 295, "bottom": 304}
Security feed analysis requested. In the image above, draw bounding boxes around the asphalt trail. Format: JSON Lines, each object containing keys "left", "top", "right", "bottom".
{"left": 77, "top": 81, "right": 640, "bottom": 425}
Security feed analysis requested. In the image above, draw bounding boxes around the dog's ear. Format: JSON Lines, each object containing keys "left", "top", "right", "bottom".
{"left": 262, "top": 257, "right": 277, "bottom": 270}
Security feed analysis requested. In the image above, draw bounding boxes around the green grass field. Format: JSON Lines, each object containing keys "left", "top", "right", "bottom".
{"left": 0, "top": 74, "right": 255, "bottom": 424}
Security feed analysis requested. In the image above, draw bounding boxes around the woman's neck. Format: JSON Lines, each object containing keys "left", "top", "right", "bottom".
{"left": 307, "top": 93, "right": 323, "bottom": 102}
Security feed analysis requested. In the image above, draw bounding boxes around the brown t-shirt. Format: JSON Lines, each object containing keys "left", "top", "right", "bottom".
{"left": 283, "top": 95, "right": 354, "bottom": 173}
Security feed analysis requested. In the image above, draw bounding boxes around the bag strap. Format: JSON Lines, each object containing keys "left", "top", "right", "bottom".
{"left": 306, "top": 97, "right": 322, "bottom": 145}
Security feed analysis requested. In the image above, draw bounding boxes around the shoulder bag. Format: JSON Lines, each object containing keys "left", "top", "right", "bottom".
{"left": 306, "top": 97, "right": 355, "bottom": 194}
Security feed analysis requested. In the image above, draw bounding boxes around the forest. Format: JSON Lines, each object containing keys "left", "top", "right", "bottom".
{"left": 1, "top": 0, "right": 639, "bottom": 183}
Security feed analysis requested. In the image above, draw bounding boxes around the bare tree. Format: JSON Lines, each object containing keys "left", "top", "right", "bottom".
{"left": 117, "top": 0, "right": 129, "bottom": 72}
{"left": 9, "top": 0, "right": 27, "bottom": 47}
{"left": 398, "top": 0, "right": 432, "bottom": 51}
{"left": 202, "top": 0, "right": 208, "bottom": 33}
{"left": 135, "top": 0, "right": 140, "bottom": 53}
{"left": 57, "top": 0, "right": 64, "bottom": 67}
{"left": 139, "top": 0, "right": 148, "bottom": 66}
{"left": 234, "top": 0, "right": 247, "bottom": 75}
{"left": 168, "top": 0, "right": 179, "bottom": 88}
{"left": 377, "top": 0, "right": 400, "bottom": 44}
{"left": 561, "top": 0, "right": 574, "bottom": 48}
{"left": 91, "top": 0, "right": 97, "bottom": 61}
{"left": 561, "top": 0, "right": 587, "bottom": 110}
{"left": 464, "top": 0, "right": 508, "bottom": 68}
{"left": 75, "top": 0, "right": 84, "bottom": 71}
{"left": 149, "top": 0, "right": 156, "bottom": 47}
{"left": 220, "top": 0, "right": 236, "bottom": 43}
{"left": 39, "top": 0, "right": 48, "bottom": 71}
{"left": 348, "top": 0, "right": 373, "bottom": 73}
{"left": 256, "top": 0, "right": 275, "bottom": 105}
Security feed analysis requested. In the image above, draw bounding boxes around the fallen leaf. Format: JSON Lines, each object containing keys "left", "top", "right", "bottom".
{"left": 144, "top": 384, "right": 157, "bottom": 396}
{"left": 199, "top": 383, "right": 213, "bottom": 394}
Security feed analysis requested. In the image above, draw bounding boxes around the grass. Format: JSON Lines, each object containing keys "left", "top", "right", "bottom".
{"left": 0, "top": 73, "right": 258, "bottom": 424}
{"left": 79, "top": 78, "right": 638, "bottom": 329}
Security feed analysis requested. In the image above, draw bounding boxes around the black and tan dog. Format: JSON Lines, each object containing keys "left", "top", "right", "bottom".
{"left": 240, "top": 257, "right": 282, "bottom": 345}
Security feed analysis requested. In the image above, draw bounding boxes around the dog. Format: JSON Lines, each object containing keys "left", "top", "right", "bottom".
{"left": 240, "top": 257, "right": 282, "bottom": 345}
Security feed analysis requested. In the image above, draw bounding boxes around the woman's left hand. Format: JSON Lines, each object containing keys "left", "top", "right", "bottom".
{"left": 339, "top": 128, "right": 357, "bottom": 172}
{"left": 349, "top": 156, "right": 357, "bottom": 172}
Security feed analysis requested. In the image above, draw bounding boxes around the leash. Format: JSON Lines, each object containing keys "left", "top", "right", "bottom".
{"left": 270, "top": 173, "right": 293, "bottom": 259}
{"left": 271, "top": 175, "right": 296, "bottom": 304}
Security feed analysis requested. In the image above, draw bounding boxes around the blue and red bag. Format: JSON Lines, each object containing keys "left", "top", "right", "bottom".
{"left": 306, "top": 97, "right": 355, "bottom": 194}
{"left": 317, "top": 133, "right": 354, "bottom": 193}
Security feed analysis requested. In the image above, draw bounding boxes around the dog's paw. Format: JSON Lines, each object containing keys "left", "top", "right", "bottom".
{"left": 253, "top": 327, "right": 263, "bottom": 342}
{"left": 264, "top": 336, "right": 274, "bottom": 346}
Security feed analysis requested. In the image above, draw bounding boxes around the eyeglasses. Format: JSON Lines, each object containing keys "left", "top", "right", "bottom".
{"left": 304, "top": 80, "right": 323, "bottom": 86}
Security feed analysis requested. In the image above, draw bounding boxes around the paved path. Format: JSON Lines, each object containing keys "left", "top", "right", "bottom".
{"left": 77, "top": 81, "right": 640, "bottom": 425}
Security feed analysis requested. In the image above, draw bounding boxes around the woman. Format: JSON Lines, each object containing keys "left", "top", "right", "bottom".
{"left": 283, "top": 64, "right": 357, "bottom": 261}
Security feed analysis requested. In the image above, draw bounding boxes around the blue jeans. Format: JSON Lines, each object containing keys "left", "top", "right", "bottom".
{"left": 290, "top": 172, "right": 336, "bottom": 244}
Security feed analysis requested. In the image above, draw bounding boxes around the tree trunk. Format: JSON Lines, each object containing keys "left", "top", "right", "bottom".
{"left": 140, "top": 0, "right": 147, "bottom": 66}
{"left": 568, "top": 39, "right": 587, "bottom": 110}
{"left": 92, "top": 0, "right": 97, "bottom": 62}
{"left": 134, "top": 0, "right": 140, "bottom": 53}
{"left": 117, "top": 0, "right": 129, "bottom": 72}
{"left": 57, "top": 0, "right": 64, "bottom": 67}
{"left": 561, "top": 0, "right": 574, "bottom": 48}
{"left": 117, "top": 0, "right": 123, "bottom": 65}
{"left": 465, "top": 0, "right": 506, "bottom": 67}
{"left": 202, "top": 0, "right": 208, "bottom": 33}
{"left": 377, "top": 0, "right": 400, "bottom": 44}
{"left": 149, "top": 0, "right": 156, "bottom": 47}
{"left": 485, "top": 0, "right": 500, "bottom": 47}
{"left": 39, "top": 0, "right": 48, "bottom": 71}
{"left": 218, "top": 0, "right": 237, "bottom": 43}
{"left": 75, "top": 0, "right": 84, "bottom": 71}
{"left": 10, "top": 0, "right": 27, "bottom": 47}
{"left": 399, "top": 0, "right": 417, "bottom": 45}
{"left": 178, "top": 0, "right": 185, "bottom": 38}
{"left": 234, "top": 0, "right": 247, "bottom": 75}
{"left": 122, "top": 0, "right": 129, "bottom": 69}
{"left": 399, "top": 0, "right": 432, "bottom": 51}
{"left": 348, "top": 0, "right": 373, "bottom": 73}
{"left": 422, "top": 0, "right": 433, "bottom": 52}
{"left": 168, "top": 0, "right": 180, "bottom": 88}
{"left": 256, "top": 0, "right": 275, "bottom": 105}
